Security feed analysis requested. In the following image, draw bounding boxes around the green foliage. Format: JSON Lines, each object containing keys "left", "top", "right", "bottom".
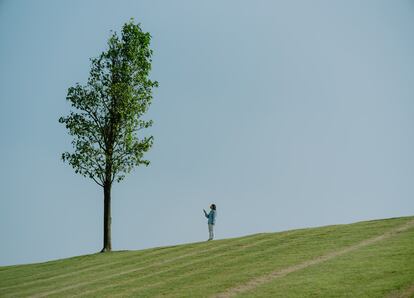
{"left": 59, "top": 20, "right": 158, "bottom": 185}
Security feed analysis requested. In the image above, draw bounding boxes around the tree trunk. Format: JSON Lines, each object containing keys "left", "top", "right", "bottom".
{"left": 101, "top": 181, "right": 112, "bottom": 252}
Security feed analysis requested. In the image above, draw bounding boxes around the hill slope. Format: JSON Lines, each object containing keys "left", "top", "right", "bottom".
{"left": 1, "top": 216, "right": 413, "bottom": 297}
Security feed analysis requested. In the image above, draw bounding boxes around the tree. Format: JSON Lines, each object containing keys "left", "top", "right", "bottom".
{"left": 59, "top": 20, "right": 158, "bottom": 252}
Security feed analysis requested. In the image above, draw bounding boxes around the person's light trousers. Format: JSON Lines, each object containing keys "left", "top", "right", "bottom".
{"left": 208, "top": 224, "right": 214, "bottom": 240}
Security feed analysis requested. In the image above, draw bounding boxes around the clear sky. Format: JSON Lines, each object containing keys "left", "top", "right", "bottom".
{"left": 1, "top": 0, "right": 413, "bottom": 266}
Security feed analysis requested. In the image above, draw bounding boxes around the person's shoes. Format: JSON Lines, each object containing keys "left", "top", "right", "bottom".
{"left": 207, "top": 238, "right": 212, "bottom": 241}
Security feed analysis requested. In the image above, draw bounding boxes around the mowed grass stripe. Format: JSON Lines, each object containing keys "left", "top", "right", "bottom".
{"left": 0, "top": 238, "right": 243, "bottom": 284}
{"left": 42, "top": 217, "right": 412, "bottom": 297}
{"left": 0, "top": 236, "right": 254, "bottom": 286}
{"left": 30, "top": 235, "right": 283, "bottom": 298}
{"left": 1, "top": 216, "right": 412, "bottom": 298}
{"left": 3, "top": 218, "right": 402, "bottom": 296}
{"left": 0, "top": 250, "right": 153, "bottom": 285}
{"left": 106, "top": 236, "right": 325, "bottom": 298}
{"left": 0, "top": 249, "right": 179, "bottom": 289}
{"left": 33, "top": 228, "right": 323, "bottom": 298}
{"left": 0, "top": 233, "right": 264, "bottom": 280}
{"left": 49, "top": 226, "right": 351, "bottom": 297}
{"left": 97, "top": 217, "right": 414, "bottom": 295}
{"left": 214, "top": 219, "right": 414, "bottom": 298}
{"left": 5, "top": 234, "right": 271, "bottom": 297}
{"left": 113, "top": 219, "right": 414, "bottom": 298}
{"left": 0, "top": 233, "right": 268, "bottom": 291}
{"left": 0, "top": 252, "right": 139, "bottom": 280}
{"left": 65, "top": 232, "right": 305, "bottom": 297}
{"left": 238, "top": 224, "right": 414, "bottom": 297}
{"left": 0, "top": 251, "right": 148, "bottom": 287}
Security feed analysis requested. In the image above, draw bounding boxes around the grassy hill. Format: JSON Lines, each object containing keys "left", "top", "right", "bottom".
{"left": 1, "top": 216, "right": 413, "bottom": 297}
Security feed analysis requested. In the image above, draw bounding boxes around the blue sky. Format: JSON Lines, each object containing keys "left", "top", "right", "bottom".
{"left": 1, "top": 0, "right": 413, "bottom": 266}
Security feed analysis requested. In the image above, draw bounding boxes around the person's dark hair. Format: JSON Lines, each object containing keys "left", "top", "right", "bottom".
{"left": 211, "top": 204, "right": 216, "bottom": 210}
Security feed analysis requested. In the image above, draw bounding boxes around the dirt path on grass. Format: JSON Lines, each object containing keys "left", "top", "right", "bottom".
{"left": 213, "top": 220, "right": 414, "bottom": 298}
{"left": 387, "top": 284, "right": 414, "bottom": 298}
{"left": 399, "top": 284, "right": 414, "bottom": 298}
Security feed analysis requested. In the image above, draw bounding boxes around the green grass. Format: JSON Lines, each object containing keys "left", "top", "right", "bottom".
{"left": 1, "top": 216, "right": 413, "bottom": 297}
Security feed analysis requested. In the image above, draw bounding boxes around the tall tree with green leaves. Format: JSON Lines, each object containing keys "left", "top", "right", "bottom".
{"left": 59, "top": 20, "right": 158, "bottom": 252}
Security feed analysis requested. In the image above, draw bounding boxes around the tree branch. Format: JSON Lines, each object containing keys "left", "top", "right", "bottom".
{"left": 75, "top": 163, "right": 104, "bottom": 187}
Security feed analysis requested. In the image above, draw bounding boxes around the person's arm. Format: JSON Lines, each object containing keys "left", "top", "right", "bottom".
{"left": 203, "top": 209, "right": 209, "bottom": 218}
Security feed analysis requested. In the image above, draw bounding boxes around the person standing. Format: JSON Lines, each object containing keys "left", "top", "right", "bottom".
{"left": 203, "top": 204, "right": 217, "bottom": 241}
